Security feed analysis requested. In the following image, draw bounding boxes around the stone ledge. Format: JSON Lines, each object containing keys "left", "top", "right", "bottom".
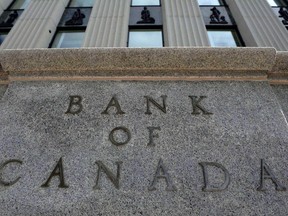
{"left": 0, "top": 63, "right": 8, "bottom": 84}
{"left": 0, "top": 47, "right": 276, "bottom": 81}
{"left": 269, "top": 52, "right": 288, "bottom": 84}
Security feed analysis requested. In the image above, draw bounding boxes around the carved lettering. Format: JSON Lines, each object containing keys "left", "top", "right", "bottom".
{"left": 189, "top": 96, "right": 213, "bottom": 115}
{"left": 147, "top": 127, "right": 161, "bottom": 146}
{"left": 145, "top": 95, "right": 167, "bottom": 115}
{"left": 65, "top": 95, "right": 83, "bottom": 114}
{"left": 148, "top": 159, "right": 176, "bottom": 191}
{"left": 0, "top": 159, "right": 22, "bottom": 186}
{"left": 199, "top": 162, "right": 230, "bottom": 192}
{"left": 101, "top": 96, "right": 125, "bottom": 115}
{"left": 41, "top": 157, "right": 68, "bottom": 188}
{"left": 257, "top": 159, "right": 286, "bottom": 191}
{"left": 94, "top": 161, "right": 122, "bottom": 189}
{"left": 109, "top": 127, "right": 131, "bottom": 146}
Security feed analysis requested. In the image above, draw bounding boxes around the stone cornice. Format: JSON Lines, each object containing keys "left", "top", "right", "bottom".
{"left": 0, "top": 47, "right": 286, "bottom": 84}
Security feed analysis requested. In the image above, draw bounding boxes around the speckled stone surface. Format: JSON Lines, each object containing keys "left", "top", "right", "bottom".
{"left": 269, "top": 52, "right": 288, "bottom": 83}
{"left": 0, "top": 81, "right": 287, "bottom": 215}
{"left": 272, "top": 85, "right": 288, "bottom": 120}
{"left": 0, "top": 64, "right": 8, "bottom": 99}
{"left": 0, "top": 85, "right": 7, "bottom": 99}
{"left": 0, "top": 48, "right": 276, "bottom": 79}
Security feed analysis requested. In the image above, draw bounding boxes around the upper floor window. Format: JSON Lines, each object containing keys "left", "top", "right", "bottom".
{"left": 0, "top": 0, "right": 29, "bottom": 42}
{"left": 128, "top": 29, "right": 163, "bottom": 47}
{"left": 10, "top": 0, "right": 31, "bottom": 10}
{"left": 51, "top": 30, "right": 85, "bottom": 48}
{"left": 267, "top": 0, "right": 287, "bottom": 6}
{"left": 207, "top": 30, "right": 242, "bottom": 47}
{"left": 198, "top": 0, "right": 221, "bottom": 5}
{"left": 128, "top": 2, "right": 163, "bottom": 47}
{"left": 49, "top": 0, "right": 92, "bottom": 48}
{"left": 132, "top": 0, "right": 160, "bottom": 6}
{"left": 68, "top": 0, "right": 95, "bottom": 7}
{"left": 268, "top": 0, "right": 288, "bottom": 28}
{"left": 0, "top": 32, "right": 8, "bottom": 45}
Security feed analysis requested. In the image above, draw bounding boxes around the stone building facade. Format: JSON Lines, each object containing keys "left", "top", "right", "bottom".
{"left": 0, "top": 0, "right": 288, "bottom": 50}
{"left": 0, "top": 1, "right": 288, "bottom": 215}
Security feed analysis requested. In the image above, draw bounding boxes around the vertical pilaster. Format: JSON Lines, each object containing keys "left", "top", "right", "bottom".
{"left": 226, "top": 0, "right": 288, "bottom": 51}
{"left": 0, "top": 0, "right": 13, "bottom": 14}
{"left": 162, "top": 0, "right": 210, "bottom": 47}
{"left": 0, "top": 0, "right": 69, "bottom": 49}
{"left": 83, "top": 0, "right": 130, "bottom": 47}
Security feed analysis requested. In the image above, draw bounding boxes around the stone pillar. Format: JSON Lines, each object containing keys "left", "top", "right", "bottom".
{"left": 226, "top": 0, "right": 288, "bottom": 51}
{"left": 0, "top": 0, "right": 13, "bottom": 14}
{"left": 0, "top": 0, "right": 69, "bottom": 49}
{"left": 83, "top": 0, "right": 130, "bottom": 47}
{"left": 162, "top": 0, "right": 210, "bottom": 47}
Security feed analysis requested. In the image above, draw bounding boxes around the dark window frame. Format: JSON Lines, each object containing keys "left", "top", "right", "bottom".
{"left": 198, "top": 0, "right": 227, "bottom": 6}
{"left": 127, "top": 26, "right": 164, "bottom": 47}
{"left": 0, "top": 31, "right": 9, "bottom": 45}
{"left": 48, "top": 26, "right": 86, "bottom": 48}
{"left": 0, "top": 0, "right": 29, "bottom": 45}
{"left": 49, "top": 0, "right": 92, "bottom": 48}
{"left": 268, "top": 0, "right": 288, "bottom": 7}
{"left": 131, "top": 0, "right": 161, "bottom": 7}
{"left": 199, "top": 1, "right": 245, "bottom": 47}
{"left": 67, "top": 0, "right": 95, "bottom": 8}
{"left": 206, "top": 26, "right": 245, "bottom": 47}
{"left": 7, "top": 0, "right": 31, "bottom": 10}
{"left": 128, "top": 1, "right": 164, "bottom": 47}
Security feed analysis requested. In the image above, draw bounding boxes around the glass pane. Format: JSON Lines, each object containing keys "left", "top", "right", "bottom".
{"left": 132, "top": 0, "right": 160, "bottom": 6}
{"left": 267, "top": 0, "right": 287, "bottom": 6}
{"left": 0, "top": 33, "right": 7, "bottom": 45}
{"left": 208, "top": 30, "right": 238, "bottom": 47}
{"left": 129, "top": 30, "right": 163, "bottom": 47}
{"left": 51, "top": 31, "right": 85, "bottom": 48}
{"left": 198, "top": 0, "right": 220, "bottom": 5}
{"left": 10, "top": 0, "right": 31, "bottom": 9}
{"left": 69, "top": 0, "right": 95, "bottom": 7}
{"left": 267, "top": 0, "right": 278, "bottom": 6}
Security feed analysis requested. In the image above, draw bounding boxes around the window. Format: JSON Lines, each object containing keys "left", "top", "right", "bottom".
{"left": 267, "top": 0, "right": 287, "bottom": 6}
{"left": 10, "top": 0, "right": 31, "bottom": 10}
{"left": 198, "top": 0, "right": 221, "bottom": 5}
{"left": 132, "top": 0, "right": 160, "bottom": 6}
{"left": 49, "top": 0, "right": 93, "bottom": 48}
{"left": 269, "top": 0, "right": 288, "bottom": 28}
{"left": 68, "top": 0, "right": 95, "bottom": 7}
{"left": 198, "top": 0, "right": 244, "bottom": 47}
{"left": 129, "top": 2, "right": 163, "bottom": 47}
{"left": 51, "top": 30, "right": 85, "bottom": 48}
{"left": 267, "top": 0, "right": 278, "bottom": 6}
{"left": 207, "top": 30, "right": 241, "bottom": 47}
{"left": 0, "top": 32, "right": 8, "bottom": 45}
{"left": 0, "top": 0, "right": 28, "bottom": 41}
{"left": 128, "top": 30, "right": 163, "bottom": 47}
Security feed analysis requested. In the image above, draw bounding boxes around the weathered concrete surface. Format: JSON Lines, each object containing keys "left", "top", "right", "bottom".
{"left": 0, "top": 81, "right": 287, "bottom": 215}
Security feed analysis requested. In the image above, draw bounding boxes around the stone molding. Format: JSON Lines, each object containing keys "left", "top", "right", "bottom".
{"left": 0, "top": 47, "right": 281, "bottom": 82}
{"left": 0, "top": 64, "right": 8, "bottom": 84}
{"left": 269, "top": 52, "right": 288, "bottom": 85}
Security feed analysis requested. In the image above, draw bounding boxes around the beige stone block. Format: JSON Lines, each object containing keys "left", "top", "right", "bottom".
{"left": 269, "top": 52, "right": 288, "bottom": 84}
{"left": 0, "top": 47, "right": 276, "bottom": 81}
